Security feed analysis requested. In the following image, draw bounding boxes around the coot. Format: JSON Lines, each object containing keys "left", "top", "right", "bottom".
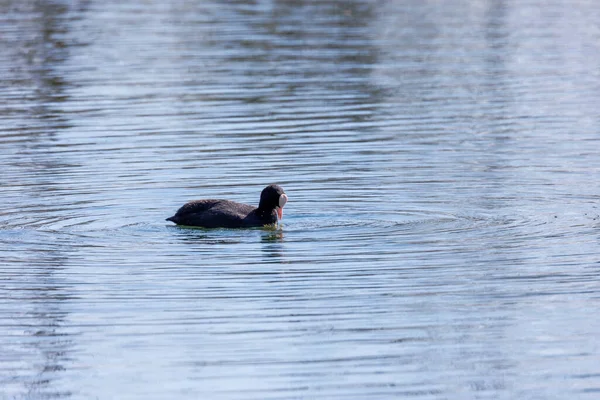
{"left": 166, "top": 184, "right": 287, "bottom": 228}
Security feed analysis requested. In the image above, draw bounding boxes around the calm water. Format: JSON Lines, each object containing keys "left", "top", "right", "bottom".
{"left": 2, "top": 0, "right": 600, "bottom": 398}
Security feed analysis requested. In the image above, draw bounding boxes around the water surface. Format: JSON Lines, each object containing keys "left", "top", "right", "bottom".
{"left": 2, "top": 0, "right": 600, "bottom": 398}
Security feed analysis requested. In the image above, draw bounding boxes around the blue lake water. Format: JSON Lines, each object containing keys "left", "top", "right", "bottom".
{"left": 1, "top": 0, "right": 600, "bottom": 398}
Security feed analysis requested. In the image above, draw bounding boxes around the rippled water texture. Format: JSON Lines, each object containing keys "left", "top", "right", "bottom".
{"left": 2, "top": 0, "right": 600, "bottom": 398}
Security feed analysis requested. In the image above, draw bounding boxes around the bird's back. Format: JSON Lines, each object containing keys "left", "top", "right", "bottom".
{"left": 166, "top": 199, "right": 257, "bottom": 228}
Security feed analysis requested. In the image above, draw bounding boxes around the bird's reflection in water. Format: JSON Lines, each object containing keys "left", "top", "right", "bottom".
{"left": 168, "top": 224, "right": 285, "bottom": 248}
{"left": 261, "top": 228, "right": 286, "bottom": 261}
{"left": 169, "top": 225, "right": 243, "bottom": 245}
{"left": 166, "top": 222, "right": 288, "bottom": 263}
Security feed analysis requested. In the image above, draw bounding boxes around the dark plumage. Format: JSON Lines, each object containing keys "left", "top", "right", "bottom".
{"left": 166, "top": 184, "right": 287, "bottom": 228}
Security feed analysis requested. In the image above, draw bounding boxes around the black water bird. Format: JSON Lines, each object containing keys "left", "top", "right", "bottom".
{"left": 166, "top": 184, "right": 287, "bottom": 228}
